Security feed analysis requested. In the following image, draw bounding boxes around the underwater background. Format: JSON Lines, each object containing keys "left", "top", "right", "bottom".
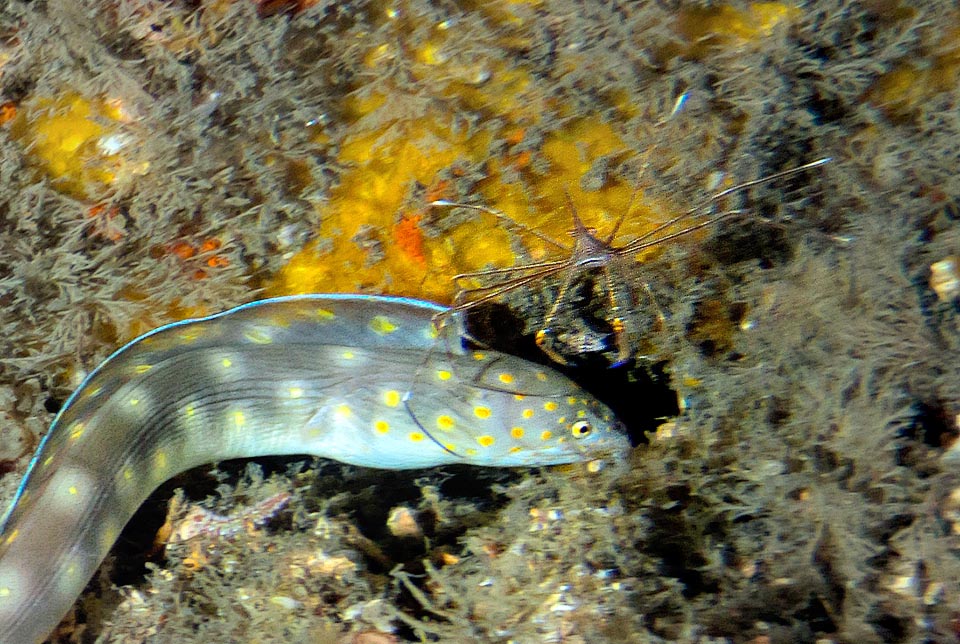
{"left": 0, "top": 1, "right": 958, "bottom": 642}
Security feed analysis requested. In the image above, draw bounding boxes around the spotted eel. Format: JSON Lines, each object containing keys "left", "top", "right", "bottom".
{"left": 0, "top": 294, "right": 628, "bottom": 643}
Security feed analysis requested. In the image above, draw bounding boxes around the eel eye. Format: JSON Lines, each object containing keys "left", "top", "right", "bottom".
{"left": 571, "top": 420, "right": 592, "bottom": 438}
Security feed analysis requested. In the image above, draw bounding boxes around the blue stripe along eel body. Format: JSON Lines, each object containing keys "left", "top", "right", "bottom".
{"left": 0, "top": 294, "right": 628, "bottom": 643}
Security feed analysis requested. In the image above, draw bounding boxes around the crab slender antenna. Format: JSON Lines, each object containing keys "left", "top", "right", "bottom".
{"left": 615, "top": 157, "right": 831, "bottom": 254}
{"left": 706, "top": 157, "right": 830, "bottom": 203}
{"left": 430, "top": 200, "right": 569, "bottom": 251}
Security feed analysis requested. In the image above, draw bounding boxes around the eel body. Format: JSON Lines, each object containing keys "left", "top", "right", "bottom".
{"left": 0, "top": 294, "right": 628, "bottom": 643}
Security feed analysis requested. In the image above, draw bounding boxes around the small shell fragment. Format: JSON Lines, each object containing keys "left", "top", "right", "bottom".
{"left": 386, "top": 505, "right": 422, "bottom": 538}
{"left": 269, "top": 595, "right": 303, "bottom": 610}
{"left": 929, "top": 256, "right": 959, "bottom": 303}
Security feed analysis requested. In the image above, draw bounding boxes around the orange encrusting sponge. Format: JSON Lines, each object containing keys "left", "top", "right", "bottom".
{"left": 268, "top": 110, "right": 686, "bottom": 305}
{"left": 8, "top": 93, "right": 148, "bottom": 200}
